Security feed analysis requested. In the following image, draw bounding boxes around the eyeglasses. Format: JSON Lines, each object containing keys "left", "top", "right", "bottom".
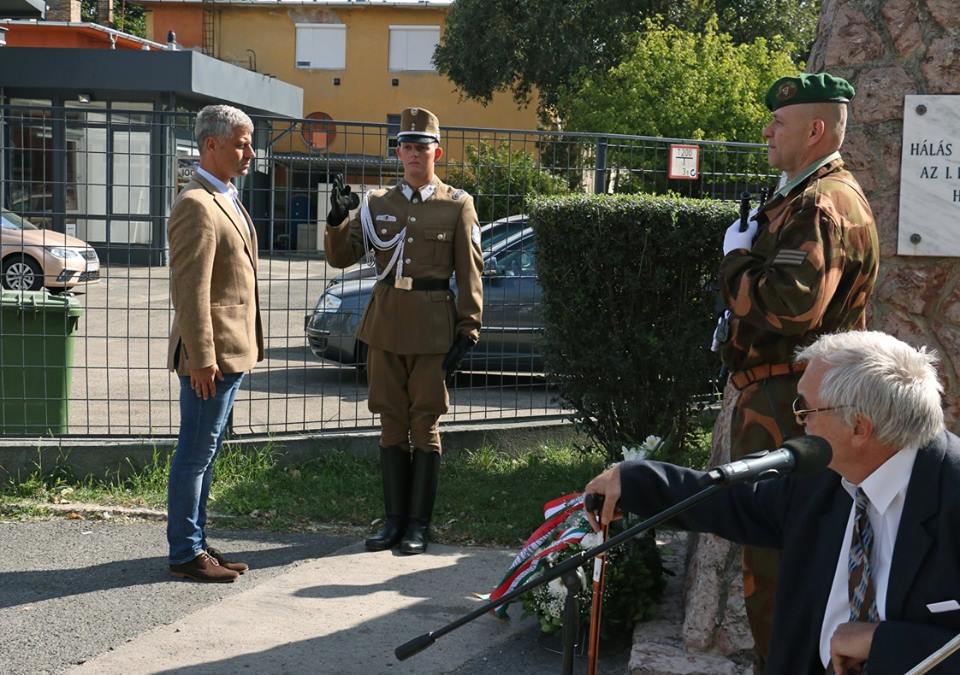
{"left": 792, "top": 396, "right": 849, "bottom": 423}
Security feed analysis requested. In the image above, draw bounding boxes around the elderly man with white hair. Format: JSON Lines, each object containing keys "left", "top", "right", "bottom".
{"left": 585, "top": 331, "right": 960, "bottom": 674}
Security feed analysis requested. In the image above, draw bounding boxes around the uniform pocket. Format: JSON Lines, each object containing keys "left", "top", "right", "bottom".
{"left": 425, "top": 228, "right": 454, "bottom": 266}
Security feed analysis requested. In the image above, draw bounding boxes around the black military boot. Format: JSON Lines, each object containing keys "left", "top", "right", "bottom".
{"left": 364, "top": 446, "right": 411, "bottom": 552}
{"left": 399, "top": 449, "right": 440, "bottom": 555}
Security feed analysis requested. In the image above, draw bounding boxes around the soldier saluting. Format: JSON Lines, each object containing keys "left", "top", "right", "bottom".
{"left": 714, "top": 73, "right": 880, "bottom": 663}
{"left": 324, "top": 107, "right": 483, "bottom": 555}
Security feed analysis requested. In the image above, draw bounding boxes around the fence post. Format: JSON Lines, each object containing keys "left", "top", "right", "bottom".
{"left": 593, "top": 137, "right": 608, "bottom": 195}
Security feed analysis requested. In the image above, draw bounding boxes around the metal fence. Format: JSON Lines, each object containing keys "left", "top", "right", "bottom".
{"left": 0, "top": 103, "right": 777, "bottom": 438}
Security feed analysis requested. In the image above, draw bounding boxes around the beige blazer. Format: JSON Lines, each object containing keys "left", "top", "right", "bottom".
{"left": 166, "top": 172, "right": 264, "bottom": 375}
{"left": 325, "top": 178, "right": 483, "bottom": 355}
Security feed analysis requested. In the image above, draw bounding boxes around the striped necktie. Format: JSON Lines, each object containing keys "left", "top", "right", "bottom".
{"left": 826, "top": 489, "right": 880, "bottom": 674}
{"left": 849, "top": 488, "right": 880, "bottom": 623}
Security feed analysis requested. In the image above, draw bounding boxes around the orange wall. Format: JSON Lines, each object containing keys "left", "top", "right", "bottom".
{"left": 5, "top": 25, "right": 148, "bottom": 49}
{"left": 145, "top": 5, "right": 204, "bottom": 49}
{"left": 141, "top": 3, "right": 537, "bottom": 131}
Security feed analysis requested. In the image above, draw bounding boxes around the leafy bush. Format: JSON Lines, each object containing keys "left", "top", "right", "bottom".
{"left": 532, "top": 193, "right": 737, "bottom": 462}
{"left": 445, "top": 141, "right": 569, "bottom": 223}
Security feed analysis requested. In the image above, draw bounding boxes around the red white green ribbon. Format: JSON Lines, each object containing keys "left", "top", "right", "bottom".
{"left": 486, "top": 492, "right": 591, "bottom": 618}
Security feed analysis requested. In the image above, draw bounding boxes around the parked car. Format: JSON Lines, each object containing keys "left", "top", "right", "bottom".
{"left": 324, "top": 213, "right": 530, "bottom": 289}
{"left": 306, "top": 222, "right": 543, "bottom": 373}
{"left": 1, "top": 209, "right": 100, "bottom": 292}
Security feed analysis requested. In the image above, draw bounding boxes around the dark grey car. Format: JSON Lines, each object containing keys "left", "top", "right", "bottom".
{"left": 305, "top": 222, "right": 543, "bottom": 373}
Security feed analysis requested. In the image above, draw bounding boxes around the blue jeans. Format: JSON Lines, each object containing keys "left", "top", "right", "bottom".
{"left": 167, "top": 372, "right": 244, "bottom": 564}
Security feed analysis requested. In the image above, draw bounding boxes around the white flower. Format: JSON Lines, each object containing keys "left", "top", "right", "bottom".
{"left": 547, "top": 577, "right": 567, "bottom": 602}
{"left": 621, "top": 445, "right": 647, "bottom": 462}
{"left": 642, "top": 435, "right": 663, "bottom": 451}
{"left": 580, "top": 532, "right": 603, "bottom": 549}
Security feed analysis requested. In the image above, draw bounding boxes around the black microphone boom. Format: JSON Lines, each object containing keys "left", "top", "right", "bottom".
{"left": 702, "top": 435, "right": 832, "bottom": 486}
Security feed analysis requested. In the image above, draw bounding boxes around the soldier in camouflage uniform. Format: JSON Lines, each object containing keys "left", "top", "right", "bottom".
{"left": 325, "top": 107, "right": 483, "bottom": 556}
{"left": 715, "top": 73, "right": 880, "bottom": 659}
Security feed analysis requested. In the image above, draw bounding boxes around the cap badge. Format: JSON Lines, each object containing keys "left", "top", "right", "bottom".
{"left": 777, "top": 82, "right": 797, "bottom": 102}
{"left": 411, "top": 107, "right": 419, "bottom": 116}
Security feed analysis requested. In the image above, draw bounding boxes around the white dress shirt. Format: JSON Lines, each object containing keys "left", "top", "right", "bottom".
{"left": 196, "top": 166, "right": 251, "bottom": 236}
{"left": 818, "top": 445, "right": 920, "bottom": 667}
{"left": 400, "top": 181, "right": 437, "bottom": 203}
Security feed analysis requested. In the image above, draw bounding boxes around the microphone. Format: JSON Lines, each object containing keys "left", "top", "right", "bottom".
{"left": 703, "top": 435, "right": 832, "bottom": 485}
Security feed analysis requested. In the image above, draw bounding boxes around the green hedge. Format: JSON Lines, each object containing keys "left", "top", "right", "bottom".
{"left": 531, "top": 193, "right": 738, "bottom": 460}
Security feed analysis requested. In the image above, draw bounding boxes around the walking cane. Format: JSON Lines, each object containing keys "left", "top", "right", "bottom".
{"left": 586, "top": 522, "right": 609, "bottom": 675}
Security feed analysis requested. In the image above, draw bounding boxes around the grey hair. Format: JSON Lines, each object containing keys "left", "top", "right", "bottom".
{"left": 194, "top": 105, "right": 254, "bottom": 146}
{"left": 795, "top": 331, "right": 944, "bottom": 449}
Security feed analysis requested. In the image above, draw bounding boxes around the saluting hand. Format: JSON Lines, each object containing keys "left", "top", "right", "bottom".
{"left": 326, "top": 173, "right": 360, "bottom": 227}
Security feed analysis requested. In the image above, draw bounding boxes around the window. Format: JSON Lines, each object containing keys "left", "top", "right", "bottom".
{"left": 386, "top": 114, "right": 400, "bottom": 155}
{"left": 295, "top": 24, "right": 346, "bottom": 69}
{"left": 388, "top": 25, "right": 440, "bottom": 71}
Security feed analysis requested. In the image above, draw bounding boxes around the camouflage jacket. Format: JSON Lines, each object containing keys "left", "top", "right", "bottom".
{"left": 719, "top": 158, "right": 879, "bottom": 372}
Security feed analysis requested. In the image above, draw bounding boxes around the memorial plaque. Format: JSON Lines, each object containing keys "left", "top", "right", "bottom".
{"left": 898, "top": 95, "right": 960, "bottom": 256}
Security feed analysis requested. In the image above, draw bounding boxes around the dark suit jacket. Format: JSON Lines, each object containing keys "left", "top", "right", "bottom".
{"left": 619, "top": 430, "right": 960, "bottom": 674}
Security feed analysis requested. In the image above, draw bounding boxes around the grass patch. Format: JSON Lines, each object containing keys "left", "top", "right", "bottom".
{"left": 0, "top": 432, "right": 712, "bottom": 547}
{"left": 0, "top": 443, "right": 608, "bottom": 546}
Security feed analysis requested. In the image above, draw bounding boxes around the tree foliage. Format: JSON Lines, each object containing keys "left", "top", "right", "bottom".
{"left": 434, "top": 0, "right": 819, "bottom": 118}
{"left": 559, "top": 18, "right": 800, "bottom": 142}
{"left": 434, "top": 0, "right": 657, "bottom": 114}
{"left": 445, "top": 141, "right": 569, "bottom": 224}
{"left": 82, "top": 0, "right": 146, "bottom": 38}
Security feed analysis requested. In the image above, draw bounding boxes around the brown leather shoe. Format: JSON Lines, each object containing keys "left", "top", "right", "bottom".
{"left": 168, "top": 551, "right": 239, "bottom": 583}
{"left": 206, "top": 546, "right": 249, "bottom": 574}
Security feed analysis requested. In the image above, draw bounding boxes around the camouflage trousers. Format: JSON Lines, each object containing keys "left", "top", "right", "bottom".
{"left": 723, "top": 372, "right": 804, "bottom": 661}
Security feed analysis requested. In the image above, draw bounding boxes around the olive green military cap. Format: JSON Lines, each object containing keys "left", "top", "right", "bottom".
{"left": 765, "top": 73, "right": 855, "bottom": 111}
{"left": 397, "top": 107, "right": 441, "bottom": 145}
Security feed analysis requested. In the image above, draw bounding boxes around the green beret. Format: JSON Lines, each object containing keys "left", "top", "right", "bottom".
{"left": 765, "top": 73, "right": 855, "bottom": 111}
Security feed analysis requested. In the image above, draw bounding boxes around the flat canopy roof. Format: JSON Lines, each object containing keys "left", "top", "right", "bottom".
{"left": 0, "top": 47, "right": 303, "bottom": 117}
{"left": 0, "top": 0, "right": 44, "bottom": 18}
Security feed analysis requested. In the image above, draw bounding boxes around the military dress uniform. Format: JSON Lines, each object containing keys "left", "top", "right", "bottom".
{"left": 716, "top": 74, "right": 880, "bottom": 657}
{"left": 325, "top": 107, "right": 483, "bottom": 555}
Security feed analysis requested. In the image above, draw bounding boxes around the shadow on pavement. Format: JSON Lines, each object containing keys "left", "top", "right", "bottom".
{"left": 0, "top": 527, "right": 353, "bottom": 610}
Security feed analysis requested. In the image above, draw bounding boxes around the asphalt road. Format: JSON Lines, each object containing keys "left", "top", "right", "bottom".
{"left": 0, "top": 515, "right": 629, "bottom": 675}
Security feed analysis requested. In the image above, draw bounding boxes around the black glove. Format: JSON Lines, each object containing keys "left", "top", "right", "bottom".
{"left": 326, "top": 173, "right": 360, "bottom": 227}
{"left": 442, "top": 333, "right": 476, "bottom": 383}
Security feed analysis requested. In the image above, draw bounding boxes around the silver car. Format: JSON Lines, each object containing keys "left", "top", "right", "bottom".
{"left": 305, "top": 219, "right": 543, "bottom": 373}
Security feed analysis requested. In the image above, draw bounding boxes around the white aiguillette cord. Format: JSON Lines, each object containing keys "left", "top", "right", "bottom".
{"left": 360, "top": 192, "right": 407, "bottom": 282}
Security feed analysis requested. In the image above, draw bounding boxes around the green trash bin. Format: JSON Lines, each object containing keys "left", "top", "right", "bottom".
{"left": 0, "top": 290, "right": 84, "bottom": 435}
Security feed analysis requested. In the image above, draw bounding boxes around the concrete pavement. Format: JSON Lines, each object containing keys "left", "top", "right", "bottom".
{"left": 1, "top": 515, "right": 631, "bottom": 675}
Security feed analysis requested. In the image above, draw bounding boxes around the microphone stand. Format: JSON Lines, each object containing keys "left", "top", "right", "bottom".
{"left": 905, "top": 632, "right": 960, "bottom": 674}
{"left": 395, "top": 482, "right": 725, "bottom": 672}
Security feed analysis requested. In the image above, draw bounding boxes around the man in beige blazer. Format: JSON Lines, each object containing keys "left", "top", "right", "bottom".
{"left": 166, "top": 105, "right": 264, "bottom": 583}
{"left": 325, "top": 107, "right": 483, "bottom": 555}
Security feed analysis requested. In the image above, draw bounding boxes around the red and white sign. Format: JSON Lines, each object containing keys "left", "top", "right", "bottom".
{"left": 668, "top": 144, "right": 700, "bottom": 180}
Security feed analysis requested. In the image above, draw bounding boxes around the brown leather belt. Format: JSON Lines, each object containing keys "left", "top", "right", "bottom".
{"left": 729, "top": 362, "right": 806, "bottom": 391}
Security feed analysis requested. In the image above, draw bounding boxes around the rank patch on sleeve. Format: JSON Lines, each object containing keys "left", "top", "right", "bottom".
{"left": 772, "top": 249, "right": 808, "bottom": 266}
{"left": 471, "top": 224, "right": 481, "bottom": 246}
